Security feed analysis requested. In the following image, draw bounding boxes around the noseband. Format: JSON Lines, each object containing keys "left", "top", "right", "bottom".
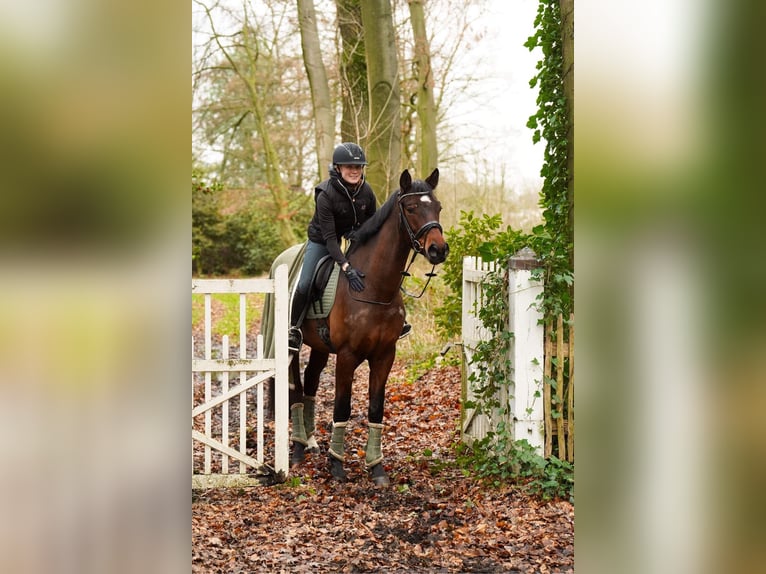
{"left": 397, "top": 192, "right": 443, "bottom": 254}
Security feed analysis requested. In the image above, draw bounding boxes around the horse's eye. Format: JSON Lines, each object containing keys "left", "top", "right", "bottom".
{"left": 405, "top": 204, "right": 418, "bottom": 213}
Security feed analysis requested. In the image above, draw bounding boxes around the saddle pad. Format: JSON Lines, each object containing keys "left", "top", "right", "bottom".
{"left": 306, "top": 264, "right": 340, "bottom": 320}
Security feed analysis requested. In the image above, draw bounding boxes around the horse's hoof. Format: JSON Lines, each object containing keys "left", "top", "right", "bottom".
{"left": 291, "top": 442, "right": 306, "bottom": 466}
{"left": 370, "top": 463, "right": 390, "bottom": 487}
{"left": 328, "top": 457, "right": 347, "bottom": 482}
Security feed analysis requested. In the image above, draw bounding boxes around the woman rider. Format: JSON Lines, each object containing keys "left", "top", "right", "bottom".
{"left": 288, "top": 142, "right": 411, "bottom": 352}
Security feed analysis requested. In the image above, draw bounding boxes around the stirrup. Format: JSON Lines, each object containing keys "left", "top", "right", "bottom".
{"left": 398, "top": 322, "right": 412, "bottom": 339}
{"left": 288, "top": 327, "right": 303, "bottom": 352}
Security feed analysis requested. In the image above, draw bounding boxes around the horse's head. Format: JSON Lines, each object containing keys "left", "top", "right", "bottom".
{"left": 397, "top": 168, "right": 450, "bottom": 265}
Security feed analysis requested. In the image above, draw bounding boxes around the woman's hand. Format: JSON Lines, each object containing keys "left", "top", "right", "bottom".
{"left": 343, "top": 266, "right": 365, "bottom": 292}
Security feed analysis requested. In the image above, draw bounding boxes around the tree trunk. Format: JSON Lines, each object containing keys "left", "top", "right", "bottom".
{"left": 560, "top": 0, "right": 574, "bottom": 267}
{"left": 360, "top": 0, "right": 401, "bottom": 197}
{"left": 297, "top": 0, "right": 335, "bottom": 181}
{"left": 407, "top": 0, "right": 438, "bottom": 176}
{"left": 335, "top": 0, "right": 369, "bottom": 143}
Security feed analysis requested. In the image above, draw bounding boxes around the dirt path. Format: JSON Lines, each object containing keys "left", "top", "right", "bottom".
{"left": 192, "top": 357, "right": 573, "bottom": 573}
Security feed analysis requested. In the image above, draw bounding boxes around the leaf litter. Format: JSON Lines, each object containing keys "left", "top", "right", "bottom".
{"left": 192, "top": 356, "right": 573, "bottom": 573}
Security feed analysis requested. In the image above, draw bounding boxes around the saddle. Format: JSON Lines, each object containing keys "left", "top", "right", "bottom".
{"left": 305, "top": 256, "right": 341, "bottom": 320}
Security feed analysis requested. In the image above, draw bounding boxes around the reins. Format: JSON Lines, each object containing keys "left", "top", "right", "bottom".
{"left": 396, "top": 191, "right": 442, "bottom": 299}
{"left": 399, "top": 250, "right": 439, "bottom": 299}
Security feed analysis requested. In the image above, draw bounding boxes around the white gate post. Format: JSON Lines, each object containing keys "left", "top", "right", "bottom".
{"left": 272, "top": 264, "right": 290, "bottom": 475}
{"left": 508, "top": 247, "right": 545, "bottom": 453}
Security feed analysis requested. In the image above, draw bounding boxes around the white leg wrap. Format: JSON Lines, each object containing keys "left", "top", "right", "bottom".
{"left": 328, "top": 421, "right": 348, "bottom": 461}
{"left": 365, "top": 422, "right": 384, "bottom": 468}
{"left": 290, "top": 403, "right": 308, "bottom": 446}
{"left": 303, "top": 396, "right": 316, "bottom": 439}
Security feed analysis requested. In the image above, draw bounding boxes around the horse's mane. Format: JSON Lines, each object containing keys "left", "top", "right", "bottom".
{"left": 347, "top": 190, "right": 399, "bottom": 250}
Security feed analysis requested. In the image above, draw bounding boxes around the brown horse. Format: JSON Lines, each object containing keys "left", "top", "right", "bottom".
{"left": 289, "top": 168, "right": 449, "bottom": 485}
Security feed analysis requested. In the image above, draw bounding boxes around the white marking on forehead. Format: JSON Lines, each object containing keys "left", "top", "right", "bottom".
{"left": 419, "top": 195, "right": 432, "bottom": 204}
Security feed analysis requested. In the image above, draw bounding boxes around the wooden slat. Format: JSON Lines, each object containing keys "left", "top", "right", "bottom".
{"left": 544, "top": 331, "right": 553, "bottom": 458}
{"left": 239, "top": 293, "right": 248, "bottom": 474}
{"left": 272, "top": 264, "right": 290, "bottom": 474}
{"left": 193, "top": 474, "right": 268, "bottom": 489}
{"left": 204, "top": 294, "right": 212, "bottom": 474}
{"left": 221, "top": 336, "right": 229, "bottom": 474}
{"left": 240, "top": 370, "right": 248, "bottom": 474}
{"left": 556, "top": 314, "right": 566, "bottom": 460}
{"left": 567, "top": 314, "right": 574, "bottom": 462}
{"left": 192, "top": 278, "right": 275, "bottom": 294}
{"left": 193, "top": 430, "right": 261, "bottom": 468}
{"left": 192, "top": 370, "right": 275, "bottom": 417}
{"left": 192, "top": 358, "right": 275, "bottom": 373}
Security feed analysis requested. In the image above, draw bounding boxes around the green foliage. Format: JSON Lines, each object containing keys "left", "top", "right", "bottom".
{"left": 456, "top": 438, "right": 573, "bottom": 502}
{"left": 192, "top": 168, "right": 309, "bottom": 277}
{"left": 525, "top": 0, "right": 572, "bottom": 318}
{"left": 222, "top": 207, "right": 285, "bottom": 276}
{"left": 439, "top": 0, "right": 574, "bottom": 502}
{"left": 434, "top": 211, "right": 501, "bottom": 338}
{"left": 192, "top": 168, "right": 227, "bottom": 276}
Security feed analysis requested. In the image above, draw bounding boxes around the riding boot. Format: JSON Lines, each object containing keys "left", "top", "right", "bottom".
{"left": 399, "top": 321, "right": 412, "bottom": 339}
{"left": 288, "top": 289, "right": 310, "bottom": 352}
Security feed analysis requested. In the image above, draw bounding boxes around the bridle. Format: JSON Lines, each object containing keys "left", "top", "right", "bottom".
{"left": 397, "top": 191, "right": 443, "bottom": 255}
{"left": 396, "top": 190, "right": 443, "bottom": 299}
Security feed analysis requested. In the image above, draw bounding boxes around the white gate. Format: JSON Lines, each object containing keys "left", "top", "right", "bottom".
{"left": 461, "top": 256, "right": 498, "bottom": 442}
{"left": 192, "top": 265, "right": 290, "bottom": 488}
{"left": 461, "top": 252, "right": 545, "bottom": 453}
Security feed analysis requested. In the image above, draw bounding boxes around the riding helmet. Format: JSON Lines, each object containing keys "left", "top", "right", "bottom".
{"left": 332, "top": 142, "right": 367, "bottom": 166}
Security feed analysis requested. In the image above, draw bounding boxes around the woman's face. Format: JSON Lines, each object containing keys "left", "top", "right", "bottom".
{"left": 338, "top": 164, "right": 363, "bottom": 185}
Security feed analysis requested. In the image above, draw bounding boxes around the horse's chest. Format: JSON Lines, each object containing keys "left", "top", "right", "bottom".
{"left": 347, "top": 304, "right": 403, "bottom": 324}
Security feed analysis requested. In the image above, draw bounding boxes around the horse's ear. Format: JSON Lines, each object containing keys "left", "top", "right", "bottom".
{"left": 425, "top": 168, "right": 439, "bottom": 189}
{"left": 399, "top": 169, "right": 412, "bottom": 193}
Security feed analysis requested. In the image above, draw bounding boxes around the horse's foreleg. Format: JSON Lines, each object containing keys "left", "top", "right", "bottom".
{"left": 328, "top": 420, "right": 348, "bottom": 481}
{"left": 289, "top": 355, "right": 308, "bottom": 466}
{"left": 302, "top": 396, "right": 318, "bottom": 452}
{"left": 327, "top": 353, "right": 359, "bottom": 481}
{"left": 365, "top": 353, "right": 395, "bottom": 486}
{"left": 302, "top": 351, "right": 328, "bottom": 452}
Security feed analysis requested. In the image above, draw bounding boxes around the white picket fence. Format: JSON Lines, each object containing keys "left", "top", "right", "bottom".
{"left": 461, "top": 251, "right": 546, "bottom": 454}
{"left": 191, "top": 266, "right": 290, "bottom": 488}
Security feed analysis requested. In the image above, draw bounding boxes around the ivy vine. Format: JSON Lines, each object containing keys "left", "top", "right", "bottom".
{"left": 525, "top": 0, "right": 573, "bottom": 318}
{"left": 439, "top": 0, "right": 573, "bottom": 500}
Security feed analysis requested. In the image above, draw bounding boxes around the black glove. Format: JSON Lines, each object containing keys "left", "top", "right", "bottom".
{"left": 344, "top": 266, "right": 366, "bottom": 292}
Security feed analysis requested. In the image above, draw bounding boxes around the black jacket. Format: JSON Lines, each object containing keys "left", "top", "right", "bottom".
{"left": 307, "top": 172, "right": 377, "bottom": 266}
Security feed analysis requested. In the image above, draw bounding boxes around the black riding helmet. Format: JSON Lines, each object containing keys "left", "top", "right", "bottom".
{"left": 332, "top": 142, "right": 367, "bottom": 166}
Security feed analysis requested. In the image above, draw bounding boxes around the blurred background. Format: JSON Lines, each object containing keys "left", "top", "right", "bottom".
{"left": 1, "top": 0, "right": 765, "bottom": 572}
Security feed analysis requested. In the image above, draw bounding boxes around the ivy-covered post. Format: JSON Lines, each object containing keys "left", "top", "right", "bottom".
{"left": 508, "top": 247, "right": 545, "bottom": 454}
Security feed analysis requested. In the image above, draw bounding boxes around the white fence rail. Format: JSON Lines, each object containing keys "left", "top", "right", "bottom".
{"left": 192, "top": 267, "right": 290, "bottom": 488}
{"left": 461, "top": 251, "right": 545, "bottom": 454}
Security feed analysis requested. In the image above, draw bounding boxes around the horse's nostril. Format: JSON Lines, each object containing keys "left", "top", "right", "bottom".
{"left": 428, "top": 243, "right": 448, "bottom": 263}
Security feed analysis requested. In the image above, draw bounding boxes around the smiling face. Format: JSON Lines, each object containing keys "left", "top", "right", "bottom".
{"left": 338, "top": 164, "right": 363, "bottom": 185}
